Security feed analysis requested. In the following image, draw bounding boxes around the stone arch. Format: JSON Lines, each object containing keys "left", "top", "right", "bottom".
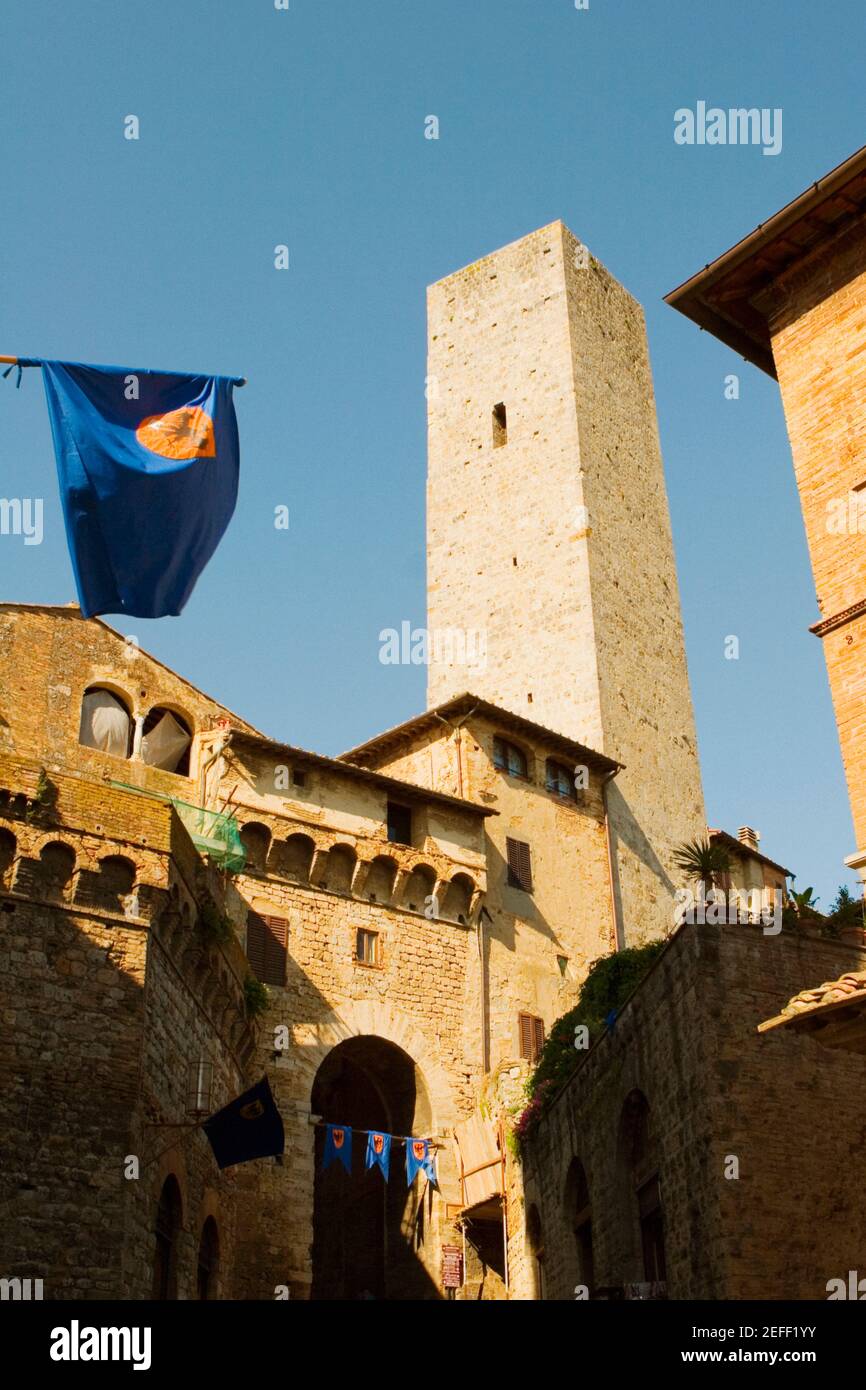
{"left": 0, "top": 826, "right": 16, "bottom": 889}
{"left": 441, "top": 871, "right": 475, "bottom": 924}
{"left": 37, "top": 840, "right": 76, "bottom": 897}
{"left": 239, "top": 822, "right": 271, "bottom": 873}
{"left": 269, "top": 832, "right": 315, "bottom": 883}
{"left": 363, "top": 854, "right": 398, "bottom": 904}
{"left": 322, "top": 842, "right": 356, "bottom": 894}
{"left": 79, "top": 684, "right": 134, "bottom": 759}
{"left": 141, "top": 704, "right": 194, "bottom": 777}
{"left": 401, "top": 863, "right": 437, "bottom": 913}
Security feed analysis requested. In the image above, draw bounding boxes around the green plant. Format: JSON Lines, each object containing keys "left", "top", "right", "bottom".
{"left": 672, "top": 837, "right": 731, "bottom": 892}
{"left": 512, "top": 941, "right": 666, "bottom": 1147}
{"left": 244, "top": 974, "right": 269, "bottom": 1019}
{"left": 199, "top": 900, "right": 233, "bottom": 946}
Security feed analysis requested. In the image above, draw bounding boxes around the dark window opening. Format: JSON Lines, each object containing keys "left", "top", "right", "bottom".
{"left": 493, "top": 737, "right": 528, "bottom": 779}
{"left": 79, "top": 686, "right": 134, "bottom": 759}
{"left": 519, "top": 1012, "right": 545, "bottom": 1064}
{"left": 197, "top": 1216, "right": 219, "bottom": 1300}
{"left": 152, "top": 1176, "right": 182, "bottom": 1300}
{"left": 292, "top": 769, "right": 306, "bottom": 788}
{"left": 355, "top": 928, "right": 381, "bottom": 966}
{"left": 546, "top": 759, "right": 577, "bottom": 801}
{"left": 492, "top": 402, "right": 507, "bottom": 448}
{"left": 246, "top": 911, "right": 288, "bottom": 986}
{"left": 506, "top": 836, "right": 533, "bottom": 893}
{"left": 386, "top": 801, "right": 412, "bottom": 846}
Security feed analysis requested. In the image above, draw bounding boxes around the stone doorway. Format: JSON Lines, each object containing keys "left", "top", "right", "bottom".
{"left": 310, "top": 1036, "right": 439, "bottom": 1300}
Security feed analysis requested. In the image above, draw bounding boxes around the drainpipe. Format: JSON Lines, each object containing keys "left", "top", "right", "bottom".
{"left": 601, "top": 767, "right": 623, "bottom": 951}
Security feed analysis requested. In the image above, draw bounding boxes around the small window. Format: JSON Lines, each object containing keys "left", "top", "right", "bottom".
{"left": 492, "top": 402, "right": 507, "bottom": 448}
{"left": 506, "top": 836, "right": 533, "bottom": 893}
{"left": 556, "top": 954, "right": 569, "bottom": 977}
{"left": 197, "top": 1217, "right": 220, "bottom": 1301}
{"left": 355, "top": 928, "right": 381, "bottom": 967}
{"left": 493, "top": 737, "right": 528, "bottom": 779}
{"left": 153, "top": 1176, "right": 183, "bottom": 1300}
{"left": 546, "top": 759, "right": 577, "bottom": 801}
{"left": 292, "top": 769, "right": 306, "bottom": 788}
{"left": 638, "top": 1175, "right": 666, "bottom": 1284}
{"left": 519, "top": 1012, "right": 545, "bottom": 1064}
{"left": 246, "top": 911, "right": 288, "bottom": 986}
{"left": 386, "top": 801, "right": 412, "bottom": 846}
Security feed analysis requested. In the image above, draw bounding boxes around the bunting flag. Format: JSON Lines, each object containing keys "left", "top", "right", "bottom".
{"left": 29, "top": 358, "right": 243, "bottom": 619}
{"left": 323, "top": 1123, "right": 352, "bottom": 1173}
{"left": 365, "top": 1130, "right": 391, "bottom": 1180}
{"left": 406, "top": 1137, "right": 437, "bottom": 1188}
{"left": 202, "top": 1076, "right": 284, "bottom": 1170}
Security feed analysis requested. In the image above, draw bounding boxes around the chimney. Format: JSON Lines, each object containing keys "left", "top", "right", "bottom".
{"left": 738, "top": 826, "right": 760, "bottom": 852}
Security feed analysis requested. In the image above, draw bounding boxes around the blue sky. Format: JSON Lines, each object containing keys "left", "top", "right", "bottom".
{"left": 0, "top": 0, "right": 862, "bottom": 904}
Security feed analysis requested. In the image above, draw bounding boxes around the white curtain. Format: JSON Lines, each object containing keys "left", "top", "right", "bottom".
{"left": 79, "top": 689, "right": 131, "bottom": 758}
{"left": 141, "top": 711, "right": 191, "bottom": 773}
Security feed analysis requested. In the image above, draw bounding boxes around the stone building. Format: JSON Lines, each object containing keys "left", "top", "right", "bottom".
{"left": 667, "top": 142, "right": 866, "bottom": 894}
{"left": 426, "top": 223, "right": 706, "bottom": 944}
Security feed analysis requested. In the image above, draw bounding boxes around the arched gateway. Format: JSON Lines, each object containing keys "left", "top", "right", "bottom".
{"left": 310, "top": 1036, "right": 440, "bottom": 1300}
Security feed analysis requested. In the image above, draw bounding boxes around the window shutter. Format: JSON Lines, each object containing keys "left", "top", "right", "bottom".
{"left": 246, "top": 913, "right": 266, "bottom": 982}
{"left": 519, "top": 1013, "right": 533, "bottom": 1060}
{"left": 506, "top": 837, "right": 533, "bottom": 893}
{"left": 533, "top": 1016, "right": 545, "bottom": 1061}
{"left": 247, "top": 912, "right": 288, "bottom": 986}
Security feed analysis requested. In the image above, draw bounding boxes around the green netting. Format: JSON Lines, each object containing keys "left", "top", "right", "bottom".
{"left": 169, "top": 799, "right": 246, "bottom": 872}
{"left": 108, "top": 782, "right": 246, "bottom": 872}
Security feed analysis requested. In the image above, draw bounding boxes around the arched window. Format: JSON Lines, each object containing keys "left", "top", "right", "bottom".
{"left": 152, "top": 1175, "right": 183, "bottom": 1299}
{"left": 364, "top": 855, "right": 398, "bottom": 904}
{"left": 525, "top": 1203, "right": 545, "bottom": 1300}
{"left": 324, "top": 843, "right": 356, "bottom": 895}
{"left": 271, "top": 833, "right": 315, "bottom": 884}
{"left": 545, "top": 759, "right": 577, "bottom": 801}
{"left": 240, "top": 822, "right": 271, "bottom": 873}
{"left": 565, "top": 1158, "right": 594, "bottom": 1293}
{"left": 141, "top": 707, "right": 193, "bottom": 776}
{"left": 493, "top": 736, "right": 528, "bottom": 779}
{"left": 79, "top": 686, "right": 133, "bottom": 759}
{"left": 38, "top": 841, "right": 76, "bottom": 897}
{"left": 403, "top": 863, "right": 436, "bottom": 914}
{"left": 196, "top": 1216, "right": 220, "bottom": 1300}
{"left": 97, "top": 855, "right": 135, "bottom": 909}
{"left": 442, "top": 873, "right": 474, "bottom": 924}
{"left": 0, "top": 828, "right": 16, "bottom": 888}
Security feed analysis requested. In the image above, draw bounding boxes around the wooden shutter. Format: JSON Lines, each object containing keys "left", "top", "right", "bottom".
{"left": 506, "top": 837, "right": 533, "bottom": 893}
{"left": 518, "top": 1012, "right": 545, "bottom": 1063}
{"left": 246, "top": 912, "right": 288, "bottom": 986}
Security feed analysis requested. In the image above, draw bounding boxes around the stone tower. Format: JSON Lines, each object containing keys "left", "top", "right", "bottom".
{"left": 425, "top": 221, "right": 705, "bottom": 941}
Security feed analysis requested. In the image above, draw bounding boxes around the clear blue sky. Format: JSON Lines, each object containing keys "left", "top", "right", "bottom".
{"left": 0, "top": 0, "right": 861, "bottom": 905}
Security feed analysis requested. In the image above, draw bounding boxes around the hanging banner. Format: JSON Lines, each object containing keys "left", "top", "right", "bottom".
{"left": 365, "top": 1130, "right": 391, "bottom": 1180}
{"left": 323, "top": 1123, "right": 352, "bottom": 1173}
{"left": 406, "top": 1137, "right": 437, "bottom": 1187}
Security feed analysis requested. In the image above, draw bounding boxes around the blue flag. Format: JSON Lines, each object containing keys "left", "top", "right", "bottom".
{"left": 406, "top": 1137, "right": 437, "bottom": 1187}
{"left": 365, "top": 1130, "right": 391, "bottom": 1180}
{"left": 36, "top": 359, "right": 241, "bottom": 619}
{"left": 323, "top": 1123, "right": 352, "bottom": 1173}
{"left": 202, "top": 1076, "right": 284, "bottom": 1170}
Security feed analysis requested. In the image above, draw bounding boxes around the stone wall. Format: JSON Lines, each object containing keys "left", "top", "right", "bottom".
{"left": 520, "top": 920, "right": 866, "bottom": 1300}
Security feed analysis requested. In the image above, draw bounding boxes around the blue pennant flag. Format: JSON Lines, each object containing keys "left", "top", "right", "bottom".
{"left": 323, "top": 1123, "right": 352, "bottom": 1173}
{"left": 365, "top": 1130, "right": 391, "bottom": 1180}
{"left": 35, "top": 359, "right": 242, "bottom": 619}
{"left": 202, "top": 1076, "right": 284, "bottom": 1171}
{"left": 406, "top": 1137, "right": 437, "bottom": 1187}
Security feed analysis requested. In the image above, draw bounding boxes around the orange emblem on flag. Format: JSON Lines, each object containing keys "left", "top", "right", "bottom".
{"left": 333, "top": 1128, "right": 345, "bottom": 1148}
{"left": 136, "top": 406, "right": 216, "bottom": 460}
{"left": 413, "top": 1141, "right": 425, "bottom": 1160}
{"left": 373, "top": 1134, "right": 384, "bottom": 1155}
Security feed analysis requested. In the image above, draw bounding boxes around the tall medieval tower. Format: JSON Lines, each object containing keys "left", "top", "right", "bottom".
{"left": 425, "top": 221, "right": 705, "bottom": 941}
